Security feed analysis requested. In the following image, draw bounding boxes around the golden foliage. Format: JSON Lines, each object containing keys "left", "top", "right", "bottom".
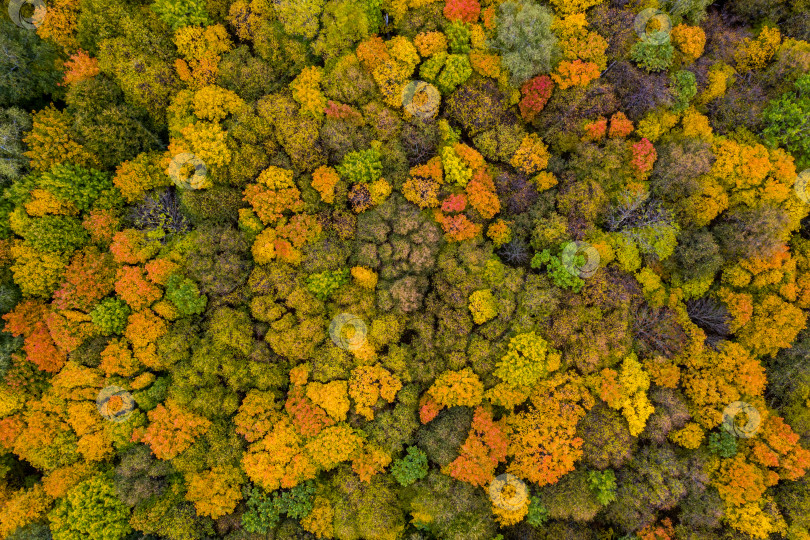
{"left": 349, "top": 365, "right": 402, "bottom": 420}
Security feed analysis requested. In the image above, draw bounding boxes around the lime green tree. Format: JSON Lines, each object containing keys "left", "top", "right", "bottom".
{"left": 49, "top": 474, "right": 132, "bottom": 540}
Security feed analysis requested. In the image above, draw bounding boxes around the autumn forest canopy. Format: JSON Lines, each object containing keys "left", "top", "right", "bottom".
{"left": 1, "top": 0, "right": 810, "bottom": 538}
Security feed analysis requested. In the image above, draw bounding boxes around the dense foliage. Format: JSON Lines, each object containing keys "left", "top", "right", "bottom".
{"left": 1, "top": 0, "right": 809, "bottom": 539}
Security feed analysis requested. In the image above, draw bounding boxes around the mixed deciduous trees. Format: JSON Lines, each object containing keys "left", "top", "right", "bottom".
{"left": 0, "top": 0, "right": 809, "bottom": 538}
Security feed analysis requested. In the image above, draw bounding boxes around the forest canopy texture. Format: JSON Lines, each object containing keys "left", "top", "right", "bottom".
{"left": 1, "top": 0, "right": 810, "bottom": 539}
